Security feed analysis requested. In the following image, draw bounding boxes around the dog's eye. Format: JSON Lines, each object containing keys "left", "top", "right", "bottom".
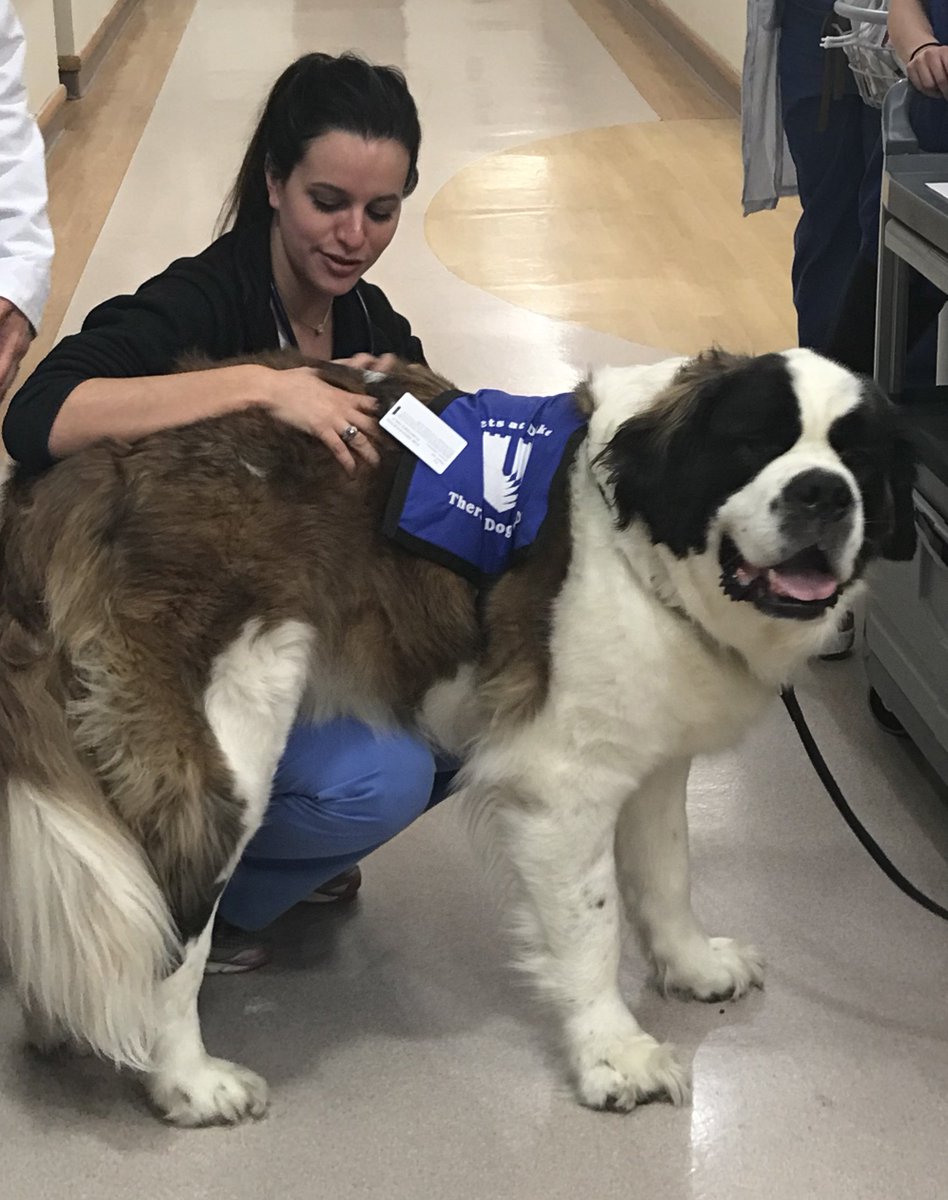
{"left": 830, "top": 411, "right": 880, "bottom": 468}
{"left": 709, "top": 415, "right": 781, "bottom": 450}
{"left": 834, "top": 443, "right": 877, "bottom": 476}
{"left": 837, "top": 446, "right": 869, "bottom": 466}
{"left": 735, "top": 430, "right": 782, "bottom": 455}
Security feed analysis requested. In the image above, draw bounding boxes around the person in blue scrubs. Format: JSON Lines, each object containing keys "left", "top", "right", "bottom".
{"left": 778, "top": 0, "right": 882, "bottom": 351}
{"left": 826, "top": 0, "right": 948, "bottom": 378}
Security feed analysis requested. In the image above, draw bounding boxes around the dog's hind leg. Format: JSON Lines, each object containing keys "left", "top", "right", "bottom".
{"left": 488, "top": 773, "right": 690, "bottom": 1113}
{"left": 615, "top": 758, "right": 764, "bottom": 1002}
{"left": 146, "top": 918, "right": 269, "bottom": 1127}
{"left": 145, "top": 618, "right": 313, "bottom": 1127}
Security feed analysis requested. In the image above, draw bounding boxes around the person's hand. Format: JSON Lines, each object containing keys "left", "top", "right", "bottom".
{"left": 0, "top": 299, "right": 34, "bottom": 399}
{"left": 333, "top": 352, "right": 402, "bottom": 375}
{"left": 262, "top": 366, "right": 381, "bottom": 474}
{"left": 907, "top": 43, "right": 948, "bottom": 100}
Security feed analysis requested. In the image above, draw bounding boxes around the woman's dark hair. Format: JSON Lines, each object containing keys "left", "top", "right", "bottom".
{"left": 218, "top": 51, "right": 421, "bottom": 233}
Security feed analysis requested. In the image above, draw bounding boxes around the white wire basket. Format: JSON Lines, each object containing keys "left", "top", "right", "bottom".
{"left": 820, "top": 0, "right": 905, "bottom": 108}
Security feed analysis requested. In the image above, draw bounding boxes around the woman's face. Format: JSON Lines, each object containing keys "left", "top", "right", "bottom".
{"left": 267, "top": 130, "right": 411, "bottom": 296}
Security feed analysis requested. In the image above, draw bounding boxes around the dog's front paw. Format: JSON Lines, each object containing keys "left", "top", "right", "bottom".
{"left": 148, "top": 1057, "right": 269, "bottom": 1127}
{"left": 574, "top": 1034, "right": 691, "bottom": 1112}
{"left": 656, "top": 936, "right": 764, "bottom": 1002}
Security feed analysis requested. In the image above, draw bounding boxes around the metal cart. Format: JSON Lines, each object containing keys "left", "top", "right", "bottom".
{"left": 820, "top": 0, "right": 904, "bottom": 107}
{"left": 865, "top": 79, "right": 948, "bottom": 787}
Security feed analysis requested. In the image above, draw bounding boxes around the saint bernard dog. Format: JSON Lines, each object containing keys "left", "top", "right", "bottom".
{"left": 0, "top": 347, "right": 915, "bottom": 1125}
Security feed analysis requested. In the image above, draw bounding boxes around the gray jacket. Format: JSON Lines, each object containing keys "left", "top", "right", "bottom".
{"left": 742, "top": 0, "right": 799, "bottom": 214}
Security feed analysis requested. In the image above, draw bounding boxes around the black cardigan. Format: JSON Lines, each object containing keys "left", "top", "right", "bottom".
{"left": 2, "top": 219, "right": 425, "bottom": 473}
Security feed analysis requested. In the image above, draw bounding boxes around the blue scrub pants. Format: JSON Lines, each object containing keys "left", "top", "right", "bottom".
{"left": 777, "top": 0, "right": 881, "bottom": 350}
{"left": 218, "top": 718, "right": 455, "bottom": 931}
{"left": 781, "top": 93, "right": 881, "bottom": 351}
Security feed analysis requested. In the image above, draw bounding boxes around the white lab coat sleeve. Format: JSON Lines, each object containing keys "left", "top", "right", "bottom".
{"left": 0, "top": 1, "right": 53, "bottom": 330}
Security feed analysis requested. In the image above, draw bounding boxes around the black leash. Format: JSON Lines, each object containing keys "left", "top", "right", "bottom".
{"left": 781, "top": 685, "right": 948, "bottom": 922}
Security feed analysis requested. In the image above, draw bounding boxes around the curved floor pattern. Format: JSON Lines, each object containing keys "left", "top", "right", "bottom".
{"left": 426, "top": 118, "right": 801, "bottom": 355}
{"left": 56, "top": 0, "right": 672, "bottom": 393}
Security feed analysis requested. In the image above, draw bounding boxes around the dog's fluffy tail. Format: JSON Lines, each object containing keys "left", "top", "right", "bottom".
{"left": 0, "top": 774, "right": 176, "bottom": 1069}
{"left": 0, "top": 628, "right": 176, "bottom": 1069}
{"left": 0, "top": 470, "right": 177, "bottom": 1070}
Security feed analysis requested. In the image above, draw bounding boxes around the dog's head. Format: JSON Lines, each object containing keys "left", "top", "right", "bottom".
{"left": 588, "top": 348, "right": 915, "bottom": 654}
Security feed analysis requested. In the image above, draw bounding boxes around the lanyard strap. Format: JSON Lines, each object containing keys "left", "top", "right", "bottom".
{"left": 269, "top": 279, "right": 376, "bottom": 356}
{"left": 269, "top": 280, "right": 299, "bottom": 349}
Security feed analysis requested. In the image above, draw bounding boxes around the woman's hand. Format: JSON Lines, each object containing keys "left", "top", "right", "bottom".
{"left": 907, "top": 43, "right": 948, "bottom": 99}
{"left": 0, "top": 300, "right": 33, "bottom": 400}
{"left": 260, "top": 365, "right": 381, "bottom": 474}
{"left": 333, "top": 352, "right": 402, "bottom": 375}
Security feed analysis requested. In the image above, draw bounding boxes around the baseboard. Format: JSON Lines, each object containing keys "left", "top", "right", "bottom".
{"left": 58, "top": 0, "right": 140, "bottom": 98}
{"left": 620, "top": 0, "right": 740, "bottom": 113}
{"left": 36, "top": 83, "right": 68, "bottom": 151}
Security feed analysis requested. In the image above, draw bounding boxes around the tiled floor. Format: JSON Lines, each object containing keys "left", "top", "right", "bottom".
{"left": 1, "top": 1, "right": 946, "bottom": 1196}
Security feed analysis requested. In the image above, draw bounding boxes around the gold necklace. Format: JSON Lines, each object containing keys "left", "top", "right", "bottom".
{"left": 299, "top": 297, "right": 333, "bottom": 337}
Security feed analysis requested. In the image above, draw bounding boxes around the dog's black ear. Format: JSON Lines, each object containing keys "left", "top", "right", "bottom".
{"left": 881, "top": 428, "right": 917, "bottom": 561}
{"left": 593, "top": 353, "right": 737, "bottom": 531}
{"left": 594, "top": 411, "right": 667, "bottom": 530}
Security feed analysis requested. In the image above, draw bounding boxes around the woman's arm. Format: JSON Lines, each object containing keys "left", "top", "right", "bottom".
{"left": 46, "top": 364, "right": 268, "bottom": 458}
{"left": 48, "top": 364, "right": 382, "bottom": 473}
{"left": 889, "top": 0, "right": 948, "bottom": 98}
{"left": 4, "top": 251, "right": 381, "bottom": 474}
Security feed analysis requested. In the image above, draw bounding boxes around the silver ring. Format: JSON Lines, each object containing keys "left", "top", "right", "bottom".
{"left": 340, "top": 424, "right": 359, "bottom": 445}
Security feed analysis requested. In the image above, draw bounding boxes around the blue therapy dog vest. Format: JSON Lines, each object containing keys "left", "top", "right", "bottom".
{"left": 383, "top": 389, "right": 588, "bottom": 584}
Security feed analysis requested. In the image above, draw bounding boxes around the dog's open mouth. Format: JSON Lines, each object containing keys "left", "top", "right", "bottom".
{"left": 719, "top": 535, "right": 841, "bottom": 620}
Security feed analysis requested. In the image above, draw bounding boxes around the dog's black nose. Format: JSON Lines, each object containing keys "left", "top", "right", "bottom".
{"left": 782, "top": 469, "right": 853, "bottom": 519}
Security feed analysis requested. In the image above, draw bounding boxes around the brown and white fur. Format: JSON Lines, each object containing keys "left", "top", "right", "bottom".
{"left": 0, "top": 348, "right": 914, "bottom": 1124}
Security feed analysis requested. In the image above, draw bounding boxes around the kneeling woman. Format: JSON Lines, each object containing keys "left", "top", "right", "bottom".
{"left": 2, "top": 52, "right": 454, "bottom": 970}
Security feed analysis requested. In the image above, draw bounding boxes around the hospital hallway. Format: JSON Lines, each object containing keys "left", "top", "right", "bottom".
{"left": 0, "top": 2, "right": 946, "bottom": 1197}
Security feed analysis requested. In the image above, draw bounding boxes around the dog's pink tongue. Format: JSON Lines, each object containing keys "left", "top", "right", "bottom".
{"left": 766, "top": 566, "right": 837, "bottom": 601}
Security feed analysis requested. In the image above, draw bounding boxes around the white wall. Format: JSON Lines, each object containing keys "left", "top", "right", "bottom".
{"left": 14, "top": 0, "right": 123, "bottom": 113}
{"left": 660, "top": 0, "right": 746, "bottom": 75}
{"left": 53, "top": 0, "right": 114, "bottom": 56}
{"left": 12, "top": 0, "right": 60, "bottom": 112}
